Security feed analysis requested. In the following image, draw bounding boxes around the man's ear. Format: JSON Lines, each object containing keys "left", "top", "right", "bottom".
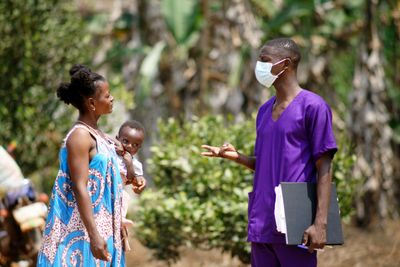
{"left": 284, "top": 58, "right": 292, "bottom": 67}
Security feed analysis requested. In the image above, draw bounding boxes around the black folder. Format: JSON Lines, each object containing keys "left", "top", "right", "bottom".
{"left": 280, "top": 182, "right": 344, "bottom": 245}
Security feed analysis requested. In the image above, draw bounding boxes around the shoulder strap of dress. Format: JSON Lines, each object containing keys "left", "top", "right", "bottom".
{"left": 64, "top": 124, "right": 99, "bottom": 143}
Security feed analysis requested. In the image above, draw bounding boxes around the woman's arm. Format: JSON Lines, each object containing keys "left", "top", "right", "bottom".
{"left": 67, "top": 129, "right": 110, "bottom": 261}
{"left": 201, "top": 143, "right": 256, "bottom": 171}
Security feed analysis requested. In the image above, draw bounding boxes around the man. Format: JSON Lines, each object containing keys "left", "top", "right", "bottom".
{"left": 202, "top": 38, "right": 337, "bottom": 267}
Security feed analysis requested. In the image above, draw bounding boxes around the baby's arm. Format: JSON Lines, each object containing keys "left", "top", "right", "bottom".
{"left": 122, "top": 152, "right": 137, "bottom": 184}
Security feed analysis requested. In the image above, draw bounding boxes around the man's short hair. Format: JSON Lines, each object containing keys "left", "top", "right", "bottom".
{"left": 119, "top": 120, "right": 145, "bottom": 136}
{"left": 264, "top": 38, "right": 301, "bottom": 67}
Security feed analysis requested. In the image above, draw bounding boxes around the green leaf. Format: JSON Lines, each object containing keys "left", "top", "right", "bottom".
{"left": 137, "top": 41, "right": 166, "bottom": 101}
{"left": 140, "top": 41, "right": 166, "bottom": 78}
{"left": 161, "top": 0, "right": 200, "bottom": 44}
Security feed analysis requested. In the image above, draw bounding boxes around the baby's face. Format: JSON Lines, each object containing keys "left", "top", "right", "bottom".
{"left": 118, "top": 127, "right": 144, "bottom": 155}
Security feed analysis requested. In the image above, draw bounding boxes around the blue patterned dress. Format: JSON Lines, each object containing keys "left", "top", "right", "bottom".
{"left": 37, "top": 125, "right": 125, "bottom": 266}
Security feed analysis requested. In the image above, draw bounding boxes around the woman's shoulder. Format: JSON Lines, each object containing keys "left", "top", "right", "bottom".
{"left": 65, "top": 125, "right": 94, "bottom": 148}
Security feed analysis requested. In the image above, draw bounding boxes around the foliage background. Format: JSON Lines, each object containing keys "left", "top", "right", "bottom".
{"left": 0, "top": 0, "right": 399, "bottom": 264}
{"left": 0, "top": 0, "right": 92, "bottom": 192}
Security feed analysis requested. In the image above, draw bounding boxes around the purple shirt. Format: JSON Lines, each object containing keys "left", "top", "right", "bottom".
{"left": 248, "top": 89, "right": 337, "bottom": 243}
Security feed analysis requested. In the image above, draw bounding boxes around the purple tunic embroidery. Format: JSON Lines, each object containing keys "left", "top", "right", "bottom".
{"left": 248, "top": 89, "right": 337, "bottom": 243}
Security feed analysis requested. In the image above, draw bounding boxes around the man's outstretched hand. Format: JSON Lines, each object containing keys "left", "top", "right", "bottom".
{"left": 201, "top": 143, "right": 239, "bottom": 161}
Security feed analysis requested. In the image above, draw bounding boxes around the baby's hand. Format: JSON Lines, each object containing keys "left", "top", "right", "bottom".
{"left": 122, "top": 151, "right": 133, "bottom": 163}
{"left": 114, "top": 139, "right": 125, "bottom": 156}
{"left": 132, "top": 176, "right": 146, "bottom": 194}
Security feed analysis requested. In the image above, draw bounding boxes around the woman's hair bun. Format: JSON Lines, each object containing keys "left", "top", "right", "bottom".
{"left": 69, "top": 64, "right": 91, "bottom": 76}
{"left": 70, "top": 65, "right": 94, "bottom": 97}
{"left": 56, "top": 82, "right": 74, "bottom": 105}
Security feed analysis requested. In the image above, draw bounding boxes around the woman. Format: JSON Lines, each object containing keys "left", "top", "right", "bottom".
{"left": 37, "top": 65, "right": 125, "bottom": 266}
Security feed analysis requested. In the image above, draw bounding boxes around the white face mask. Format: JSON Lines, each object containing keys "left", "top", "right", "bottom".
{"left": 254, "top": 59, "right": 287, "bottom": 88}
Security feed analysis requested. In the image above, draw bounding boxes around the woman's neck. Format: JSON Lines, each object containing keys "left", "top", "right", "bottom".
{"left": 76, "top": 113, "right": 111, "bottom": 144}
{"left": 77, "top": 113, "right": 99, "bottom": 129}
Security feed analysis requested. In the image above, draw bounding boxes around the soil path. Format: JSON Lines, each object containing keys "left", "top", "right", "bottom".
{"left": 126, "top": 220, "right": 400, "bottom": 267}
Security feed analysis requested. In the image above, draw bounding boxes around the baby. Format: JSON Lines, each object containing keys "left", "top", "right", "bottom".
{"left": 115, "top": 120, "right": 146, "bottom": 251}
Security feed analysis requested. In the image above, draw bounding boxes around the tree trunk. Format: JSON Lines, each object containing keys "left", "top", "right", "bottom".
{"left": 350, "top": 0, "right": 396, "bottom": 227}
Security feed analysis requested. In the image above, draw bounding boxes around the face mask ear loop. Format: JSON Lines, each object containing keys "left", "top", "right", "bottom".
{"left": 276, "top": 67, "right": 287, "bottom": 77}
{"left": 274, "top": 58, "right": 290, "bottom": 77}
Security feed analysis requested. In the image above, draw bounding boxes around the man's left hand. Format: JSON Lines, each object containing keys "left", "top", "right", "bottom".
{"left": 302, "top": 223, "right": 327, "bottom": 253}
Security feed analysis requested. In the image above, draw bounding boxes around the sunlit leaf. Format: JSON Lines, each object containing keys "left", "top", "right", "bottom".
{"left": 161, "top": 0, "right": 200, "bottom": 44}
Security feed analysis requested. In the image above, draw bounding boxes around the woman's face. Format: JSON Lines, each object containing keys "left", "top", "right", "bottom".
{"left": 93, "top": 81, "right": 113, "bottom": 115}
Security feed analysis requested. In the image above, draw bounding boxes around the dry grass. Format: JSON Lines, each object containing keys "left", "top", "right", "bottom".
{"left": 318, "top": 220, "right": 400, "bottom": 267}
{"left": 126, "top": 220, "right": 400, "bottom": 267}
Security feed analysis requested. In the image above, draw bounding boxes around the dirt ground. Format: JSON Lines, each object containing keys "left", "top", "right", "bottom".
{"left": 126, "top": 220, "right": 400, "bottom": 267}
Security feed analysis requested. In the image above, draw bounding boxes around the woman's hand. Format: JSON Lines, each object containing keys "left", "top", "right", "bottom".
{"left": 90, "top": 234, "right": 111, "bottom": 262}
{"left": 201, "top": 143, "right": 239, "bottom": 161}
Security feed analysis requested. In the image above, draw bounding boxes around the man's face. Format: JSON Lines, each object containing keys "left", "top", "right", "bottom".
{"left": 117, "top": 127, "right": 144, "bottom": 155}
{"left": 258, "top": 46, "right": 287, "bottom": 76}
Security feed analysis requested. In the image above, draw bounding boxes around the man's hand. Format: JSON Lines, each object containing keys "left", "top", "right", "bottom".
{"left": 90, "top": 234, "right": 111, "bottom": 261}
{"left": 201, "top": 143, "right": 239, "bottom": 161}
{"left": 302, "top": 223, "right": 327, "bottom": 253}
{"left": 201, "top": 143, "right": 256, "bottom": 171}
{"left": 132, "top": 176, "right": 146, "bottom": 194}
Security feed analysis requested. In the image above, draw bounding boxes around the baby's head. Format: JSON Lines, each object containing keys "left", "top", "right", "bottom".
{"left": 117, "top": 120, "right": 145, "bottom": 155}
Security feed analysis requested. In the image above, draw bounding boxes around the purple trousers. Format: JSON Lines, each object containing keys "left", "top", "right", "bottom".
{"left": 251, "top": 243, "right": 317, "bottom": 267}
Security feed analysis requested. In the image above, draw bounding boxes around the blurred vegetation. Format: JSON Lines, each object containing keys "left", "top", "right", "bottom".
{"left": 0, "top": 0, "right": 91, "bottom": 191}
{"left": 332, "top": 134, "right": 359, "bottom": 222}
{"left": 134, "top": 115, "right": 357, "bottom": 264}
